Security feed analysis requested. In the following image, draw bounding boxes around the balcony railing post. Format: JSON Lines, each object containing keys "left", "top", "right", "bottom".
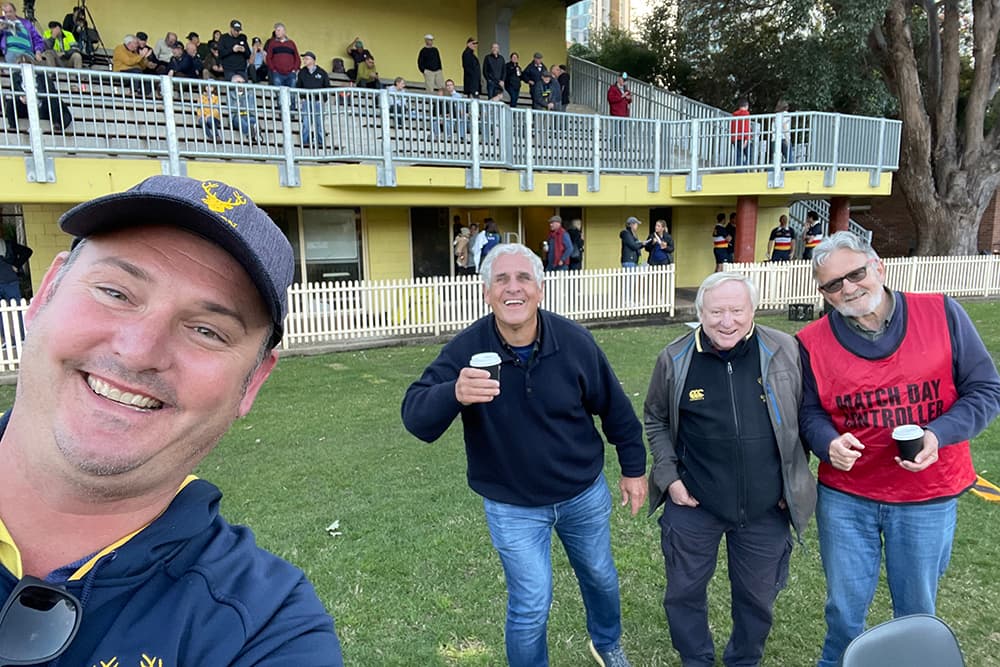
{"left": 824, "top": 113, "right": 841, "bottom": 187}
{"left": 467, "top": 99, "right": 482, "bottom": 189}
{"left": 377, "top": 89, "right": 396, "bottom": 187}
{"left": 589, "top": 113, "right": 601, "bottom": 192}
{"left": 769, "top": 112, "right": 784, "bottom": 188}
{"left": 870, "top": 117, "right": 887, "bottom": 187}
{"left": 520, "top": 109, "right": 534, "bottom": 191}
{"left": 160, "top": 75, "right": 183, "bottom": 176}
{"left": 686, "top": 118, "right": 701, "bottom": 191}
{"left": 22, "top": 64, "right": 53, "bottom": 183}
{"left": 278, "top": 86, "right": 300, "bottom": 187}
{"left": 649, "top": 120, "right": 661, "bottom": 192}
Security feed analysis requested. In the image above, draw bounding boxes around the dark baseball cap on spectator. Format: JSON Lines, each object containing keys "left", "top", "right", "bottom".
{"left": 626, "top": 216, "right": 640, "bottom": 227}
{"left": 136, "top": 31, "right": 148, "bottom": 41}
{"left": 541, "top": 70, "right": 551, "bottom": 77}
{"left": 171, "top": 42, "right": 184, "bottom": 50}
{"left": 252, "top": 36, "right": 262, "bottom": 44}
{"left": 186, "top": 31, "right": 199, "bottom": 40}
{"left": 48, "top": 20, "right": 60, "bottom": 29}
{"left": 230, "top": 19, "right": 242, "bottom": 30}
{"left": 467, "top": 37, "right": 477, "bottom": 44}
{"left": 301, "top": 51, "right": 316, "bottom": 59}
{"left": 58, "top": 176, "right": 294, "bottom": 348}
{"left": 533, "top": 51, "right": 543, "bottom": 59}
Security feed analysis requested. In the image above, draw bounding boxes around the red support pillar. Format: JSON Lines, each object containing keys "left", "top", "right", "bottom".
{"left": 734, "top": 195, "right": 758, "bottom": 263}
{"left": 830, "top": 197, "right": 851, "bottom": 233}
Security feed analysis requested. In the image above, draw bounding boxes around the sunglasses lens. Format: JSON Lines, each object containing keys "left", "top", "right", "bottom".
{"left": 820, "top": 279, "right": 844, "bottom": 294}
{"left": 846, "top": 267, "right": 868, "bottom": 283}
{"left": 0, "top": 587, "right": 79, "bottom": 662}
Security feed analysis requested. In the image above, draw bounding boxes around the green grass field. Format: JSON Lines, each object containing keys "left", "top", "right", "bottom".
{"left": 5, "top": 304, "right": 1000, "bottom": 665}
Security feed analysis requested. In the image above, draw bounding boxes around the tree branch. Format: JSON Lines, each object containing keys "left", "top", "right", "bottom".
{"left": 963, "top": 0, "right": 1000, "bottom": 165}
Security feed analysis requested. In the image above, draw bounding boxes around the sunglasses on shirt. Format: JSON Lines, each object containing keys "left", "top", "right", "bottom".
{"left": 0, "top": 576, "right": 81, "bottom": 666}
{"left": 818, "top": 263, "right": 871, "bottom": 294}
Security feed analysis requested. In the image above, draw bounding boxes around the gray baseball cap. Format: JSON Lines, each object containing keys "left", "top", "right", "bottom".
{"left": 59, "top": 175, "right": 294, "bottom": 347}
{"left": 625, "top": 216, "right": 640, "bottom": 227}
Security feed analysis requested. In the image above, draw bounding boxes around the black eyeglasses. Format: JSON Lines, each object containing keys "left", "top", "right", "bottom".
{"left": 0, "top": 576, "right": 81, "bottom": 666}
{"left": 818, "top": 264, "right": 870, "bottom": 294}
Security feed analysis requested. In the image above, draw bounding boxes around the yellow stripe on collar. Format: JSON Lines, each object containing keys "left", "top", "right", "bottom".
{"left": 0, "top": 516, "right": 23, "bottom": 579}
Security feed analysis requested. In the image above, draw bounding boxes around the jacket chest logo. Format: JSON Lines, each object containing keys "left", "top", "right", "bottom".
{"left": 688, "top": 388, "right": 705, "bottom": 401}
{"left": 93, "top": 655, "right": 167, "bottom": 667}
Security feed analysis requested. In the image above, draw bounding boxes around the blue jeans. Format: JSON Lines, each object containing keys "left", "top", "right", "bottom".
{"left": 816, "top": 485, "right": 957, "bottom": 667}
{"left": 269, "top": 71, "right": 297, "bottom": 88}
{"left": 621, "top": 261, "right": 637, "bottom": 269}
{"left": 483, "top": 474, "right": 622, "bottom": 667}
{"left": 301, "top": 100, "right": 324, "bottom": 148}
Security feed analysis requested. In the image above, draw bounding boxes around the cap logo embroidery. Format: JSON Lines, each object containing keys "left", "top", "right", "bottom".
{"left": 201, "top": 181, "right": 246, "bottom": 228}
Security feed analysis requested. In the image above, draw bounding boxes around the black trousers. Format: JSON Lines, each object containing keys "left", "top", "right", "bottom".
{"left": 659, "top": 501, "right": 792, "bottom": 667}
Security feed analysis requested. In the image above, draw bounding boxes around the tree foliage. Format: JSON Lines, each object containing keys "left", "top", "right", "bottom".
{"left": 570, "top": 25, "right": 657, "bottom": 82}
{"left": 641, "top": 0, "right": 1000, "bottom": 255}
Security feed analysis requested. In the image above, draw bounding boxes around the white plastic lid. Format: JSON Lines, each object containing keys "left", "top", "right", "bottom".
{"left": 470, "top": 352, "right": 502, "bottom": 367}
{"left": 892, "top": 424, "right": 924, "bottom": 440}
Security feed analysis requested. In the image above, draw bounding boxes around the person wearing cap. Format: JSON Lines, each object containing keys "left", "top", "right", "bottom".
{"left": 521, "top": 51, "right": 546, "bottom": 91}
{"left": 201, "top": 40, "right": 226, "bottom": 81}
{"left": 247, "top": 36, "right": 268, "bottom": 83}
{"left": 0, "top": 175, "right": 345, "bottom": 665}
{"left": 166, "top": 39, "right": 199, "bottom": 79}
{"left": 218, "top": 18, "right": 250, "bottom": 81}
{"left": 545, "top": 215, "right": 572, "bottom": 271}
{"left": 797, "top": 232, "right": 1000, "bottom": 667}
{"left": 41, "top": 21, "right": 83, "bottom": 69}
{"left": 264, "top": 22, "right": 299, "bottom": 88}
{"left": 417, "top": 33, "right": 444, "bottom": 95}
{"left": 620, "top": 217, "right": 643, "bottom": 269}
{"left": 403, "top": 242, "right": 646, "bottom": 667}
{"left": 607, "top": 72, "right": 631, "bottom": 118}
{"left": 296, "top": 51, "right": 329, "bottom": 149}
{"left": 346, "top": 35, "right": 372, "bottom": 81}
{"left": 461, "top": 37, "right": 480, "bottom": 98}
{"left": 531, "top": 69, "right": 561, "bottom": 111}
{"left": 135, "top": 31, "right": 166, "bottom": 74}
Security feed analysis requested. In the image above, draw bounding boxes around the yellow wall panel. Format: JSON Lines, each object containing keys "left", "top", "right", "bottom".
{"left": 363, "top": 207, "right": 411, "bottom": 280}
{"left": 21, "top": 204, "right": 72, "bottom": 295}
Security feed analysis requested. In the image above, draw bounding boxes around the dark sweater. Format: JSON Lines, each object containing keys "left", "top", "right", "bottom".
{"left": 417, "top": 46, "right": 442, "bottom": 72}
{"left": 401, "top": 310, "right": 646, "bottom": 506}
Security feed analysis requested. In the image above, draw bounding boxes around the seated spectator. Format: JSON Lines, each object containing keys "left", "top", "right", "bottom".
{"left": 346, "top": 36, "right": 372, "bottom": 80}
{"left": 112, "top": 34, "right": 149, "bottom": 73}
{"left": 184, "top": 40, "right": 203, "bottom": 77}
{"left": 135, "top": 31, "right": 166, "bottom": 74}
{"left": 4, "top": 54, "right": 73, "bottom": 132}
{"left": 1, "top": 2, "right": 44, "bottom": 63}
{"left": 264, "top": 22, "right": 299, "bottom": 88}
{"left": 228, "top": 74, "right": 263, "bottom": 142}
{"left": 42, "top": 21, "right": 83, "bottom": 69}
{"left": 62, "top": 4, "right": 95, "bottom": 55}
{"left": 189, "top": 31, "right": 209, "bottom": 60}
{"left": 201, "top": 41, "right": 226, "bottom": 80}
{"left": 196, "top": 84, "right": 223, "bottom": 142}
{"left": 248, "top": 36, "right": 268, "bottom": 82}
{"left": 441, "top": 78, "right": 466, "bottom": 137}
{"left": 355, "top": 54, "right": 379, "bottom": 89}
{"left": 389, "top": 76, "right": 410, "bottom": 125}
{"left": 153, "top": 31, "right": 178, "bottom": 63}
{"left": 167, "top": 41, "right": 198, "bottom": 78}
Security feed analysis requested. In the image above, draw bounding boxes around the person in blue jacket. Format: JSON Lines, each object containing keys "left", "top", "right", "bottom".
{"left": 402, "top": 243, "right": 647, "bottom": 667}
{"left": 0, "top": 175, "right": 343, "bottom": 666}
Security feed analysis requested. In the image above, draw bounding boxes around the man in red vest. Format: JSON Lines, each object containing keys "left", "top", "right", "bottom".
{"left": 797, "top": 231, "right": 1000, "bottom": 667}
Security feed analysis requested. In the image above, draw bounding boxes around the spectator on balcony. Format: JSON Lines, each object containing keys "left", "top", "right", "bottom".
{"left": 775, "top": 99, "right": 791, "bottom": 163}
{"left": 712, "top": 213, "right": 729, "bottom": 272}
{"left": 552, "top": 64, "right": 569, "bottom": 107}
{"left": 297, "top": 51, "right": 328, "bottom": 149}
{"left": 184, "top": 40, "right": 203, "bottom": 77}
{"left": 228, "top": 73, "right": 263, "bottom": 143}
{"left": 731, "top": 98, "right": 752, "bottom": 166}
{"left": 41, "top": 21, "right": 83, "bottom": 69}
{"left": 355, "top": 54, "right": 379, "bottom": 89}
{"left": 0, "top": 2, "right": 43, "bottom": 62}
{"left": 607, "top": 72, "right": 631, "bottom": 117}
{"left": 265, "top": 23, "right": 299, "bottom": 88}
{"left": 166, "top": 41, "right": 199, "bottom": 78}
{"left": 482, "top": 42, "right": 504, "bottom": 100}
{"left": 461, "top": 37, "right": 480, "bottom": 98}
{"left": 521, "top": 51, "right": 545, "bottom": 91}
{"left": 62, "top": 5, "right": 94, "bottom": 55}
{"left": 417, "top": 33, "right": 443, "bottom": 95}
{"left": 388, "top": 76, "right": 411, "bottom": 126}
{"left": 248, "top": 36, "right": 268, "bottom": 83}
{"left": 531, "top": 70, "right": 560, "bottom": 111}
{"left": 346, "top": 36, "right": 372, "bottom": 81}
{"left": 135, "top": 32, "right": 167, "bottom": 74}
{"left": 4, "top": 54, "right": 72, "bottom": 131}
{"left": 726, "top": 211, "right": 737, "bottom": 263}
{"left": 201, "top": 41, "right": 226, "bottom": 81}
{"left": 802, "top": 210, "right": 823, "bottom": 261}
{"left": 767, "top": 215, "right": 796, "bottom": 262}
{"left": 441, "top": 78, "right": 467, "bottom": 137}
{"left": 545, "top": 215, "right": 572, "bottom": 271}
{"left": 644, "top": 219, "right": 674, "bottom": 266}
{"left": 196, "top": 84, "right": 223, "bottom": 142}
{"left": 112, "top": 34, "right": 150, "bottom": 74}
{"left": 621, "top": 217, "right": 643, "bottom": 269}
{"left": 218, "top": 19, "right": 250, "bottom": 81}
{"left": 152, "top": 31, "right": 178, "bottom": 63}
{"left": 188, "top": 31, "right": 208, "bottom": 60}
{"left": 504, "top": 52, "right": 522, "bottom": 107}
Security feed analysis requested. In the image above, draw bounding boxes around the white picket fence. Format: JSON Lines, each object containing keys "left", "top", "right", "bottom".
{"left": 4, "top": 255, "right": 1000, "bottom": 372}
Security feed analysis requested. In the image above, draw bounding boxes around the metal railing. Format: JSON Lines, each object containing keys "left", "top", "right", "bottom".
{"left": 0, "top": 63, "right": 900, "bottom": 191}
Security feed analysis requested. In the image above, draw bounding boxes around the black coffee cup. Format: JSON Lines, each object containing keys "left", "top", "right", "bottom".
{"left": 470, "top": 352, "right": 501, "bottom": 382}
{"left": 892, "top": 424, "right": 924, "bottom": 462}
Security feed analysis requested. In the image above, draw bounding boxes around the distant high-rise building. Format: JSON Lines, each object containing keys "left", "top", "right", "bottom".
{"left": 566, "top": 0, "right": 656, "bottom": 45}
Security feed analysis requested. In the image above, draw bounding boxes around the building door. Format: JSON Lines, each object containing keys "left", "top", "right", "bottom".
{"left": 410, "top": 207, "right": 450, "bottom": 278}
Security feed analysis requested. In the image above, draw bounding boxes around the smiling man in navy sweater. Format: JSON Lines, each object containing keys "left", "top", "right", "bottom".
{"left": 402, "top": 243, "right": 647, "bottom": 667}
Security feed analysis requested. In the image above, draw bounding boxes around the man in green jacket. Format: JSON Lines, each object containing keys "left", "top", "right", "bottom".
{"left": 42, "top": 21, "right": 83, "bottom": 68}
